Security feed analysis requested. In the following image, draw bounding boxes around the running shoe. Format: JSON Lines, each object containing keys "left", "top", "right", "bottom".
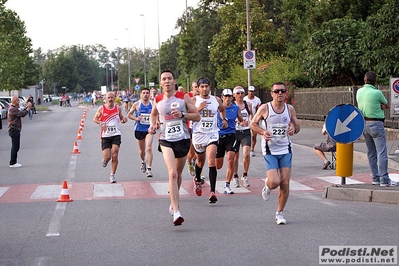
{"left": 276, "top": 211, "right": 287, "bottom": 225}
{"left": 224, "top": 185, "right": 234, "bottom": 194}
{"left": 261, "top": 178, "right": 271, "bottom": 201}
{"left": 140, "top": 162, "right": 146, "bottom": 173}
{"left": 232, "top": 177, "right": 240, "bottom": 188}
{"left": 146, "top": 169, "right": 153, "bottom": 178}
{"left": 187, "top": 162, "right": 195, "bottom": 176}
{"left": 110, "top": 174, "right": 117, "bottom": 183}
{"left": 209, "top": 192, "right": 218, "bottom": 203}
{"left": 193, "top": 177, "right": 202, "bottom": 196}
{"left": 168, "top": 204, "right": 173, "bottom": 216}
{"left": 380, "top": 180, "right": 398, "bottom": 187}
{"left": 102, "top": 160, "right": 108, "bottom": 168}
{"left": 241, "top": 176, "right": 250, "bottom": 187}
{"left": 250, "top": 151, "right": 255, "bottom": 157}
{"left": 9, "top": 163, "right": 22, "bottom": 168}
{"left": 173, "top": 211, "right": 184, "bottom": 226}
{"left": 200, "top": 173, "right": 205, "bottom": 185}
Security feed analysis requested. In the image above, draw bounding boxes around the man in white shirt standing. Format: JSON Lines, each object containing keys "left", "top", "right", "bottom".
{"left": 243, "top": 86, "right": 262, "bottom": 157}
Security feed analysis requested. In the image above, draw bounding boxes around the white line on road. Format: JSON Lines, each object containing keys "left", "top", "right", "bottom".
{"left": 46, "top": 202, "right": 67, "bottom": 236}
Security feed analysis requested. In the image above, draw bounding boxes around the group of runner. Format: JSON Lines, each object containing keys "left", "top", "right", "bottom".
{"left": 93, "top": 70, "right": 300, "bottom": 226}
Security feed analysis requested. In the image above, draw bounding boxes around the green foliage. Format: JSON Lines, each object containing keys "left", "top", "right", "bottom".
{"left": 304, "top": 19, "right": 365, "bottom": 86}
{"left": 0, "top": 2, "right": 40, "bottom": 91}
{"left": 210, "top": 0, "right": 286, "bottom": 85}
{"left": 359, "top": 0, "right": 399, "bottom": 77}
{"left": 253, "top": 57, "right": 309, "bottom": 89}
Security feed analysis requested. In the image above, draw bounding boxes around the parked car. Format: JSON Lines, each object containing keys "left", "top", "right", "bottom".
{"left": 0, "top": 96, "right": 25, "bottom": 109}
{"left": 0, "top": 101, "right": 7, "bottom": 119}
{"left": 50, "top": 94, "right": 60, "bottom": 101}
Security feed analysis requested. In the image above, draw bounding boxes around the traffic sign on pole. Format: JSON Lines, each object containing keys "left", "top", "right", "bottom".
{"left": 134, "top": 78, "right": 140, "bottom": 84}
{"left": 325, "top": 104, "right": 365, "bottom": 144}
{"left": 243, "top": 50, "right": 256, "bottom": 69}
{"left": 134, "top": 85, "right": 141, "bottom": 91}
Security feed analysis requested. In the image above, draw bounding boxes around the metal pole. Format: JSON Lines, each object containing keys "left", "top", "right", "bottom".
{"left": 246, "top": 0, "right": 252, "bottom": 87}
{"left": 157, "top": 0, "right": 161, "bottom": 87}
{"left": 110, "top": 65, "right": 113, "bottom": 91}
{"left": 140, "top": 14, "right": 147, "bottom": 88}
{"left": 125, "top": 28, "right": 131, "bottom": 92}
{"left": 115, "top": 39, "right": 120, "bottom": 91}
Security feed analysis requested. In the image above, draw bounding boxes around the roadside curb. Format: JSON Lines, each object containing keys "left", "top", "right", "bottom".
{"left": 322, "top": 185, "right": 399, "bottom": 204}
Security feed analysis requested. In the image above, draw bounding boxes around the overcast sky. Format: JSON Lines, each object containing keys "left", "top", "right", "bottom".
{"left": 5, "top": 0, "right": 199, "bottom": 52}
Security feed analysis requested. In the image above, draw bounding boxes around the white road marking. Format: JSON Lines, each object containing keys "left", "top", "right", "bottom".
{"left": 0, "top": 187, "right": 9, "bottom": 197}
{"left": 290, "top": 180, "right": 314, "bottom": 191}
{"left": 150, "top": 182, "right": 188, "bottom": 195}
{"left": 214, "top": 181, "right": 251, "bottom": 194}
{"left": 93, "top": 184, "right": 125, "bottom": 197}
{"left": 316, "top": 176, "right": 364, "bottom": 185}
{"left": 31, "top": 185, "right": 61, "bottom": 199}
{"left": 46, "top": 202, "right": 67, "bottom": 237}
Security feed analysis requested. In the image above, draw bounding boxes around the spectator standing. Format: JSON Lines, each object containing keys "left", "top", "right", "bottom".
{"left": 244, "top": 86, "right": 262, "bottom": 157}
{"left": 7, "top": 96, "right": 32, "bottom": 167}
{"left": 250, "top": 82, "right": 300, "bottom": 225}
{"left": 356, "top": 71, "right": 397, "bottom": 187}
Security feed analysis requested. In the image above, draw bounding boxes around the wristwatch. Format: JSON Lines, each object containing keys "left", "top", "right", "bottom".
{"left": 181, "top": 111, "right": 186, "bottom": 118}
{"left": 223, "top": 118, "right": 228, "bottom": 122}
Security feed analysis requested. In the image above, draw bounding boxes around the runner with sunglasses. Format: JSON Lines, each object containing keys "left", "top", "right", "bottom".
{"left": 250, "top": 82, "right": 300, "bottom": 225}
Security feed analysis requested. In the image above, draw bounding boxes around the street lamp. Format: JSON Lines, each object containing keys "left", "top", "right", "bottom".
{"left": 140, "top": 14, "right": 147, "bottom": 88}
{"left": 157, "top": 0, "right": 161, "bottom": 86}
{"left": 125, "top": 28, "right": 131, "bottom": 92}
{"left": 115, "top": 39, "right": 120, "bottom": 91}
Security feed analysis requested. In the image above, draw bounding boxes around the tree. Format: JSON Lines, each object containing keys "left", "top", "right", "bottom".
{"left": 0, "top": 0, "right": 40, "bottom": 92}
{"left": 360, "top": 0, "right": 399, "bottom": 77}
{"left": 210, "top": 0, "right": 286, "bottom": 87}
{"left": 304, "top": 19, "right": 365, "bottom": 86}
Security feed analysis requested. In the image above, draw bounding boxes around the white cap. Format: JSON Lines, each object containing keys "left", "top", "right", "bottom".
{"left": 248, "top": 86, "right": 255, "bottom": 91}
{"left": 233, "top": 86, "right": 245, "bottom": 94}
{"left": 222, "top": 89, "right": 233, "bottom": 96}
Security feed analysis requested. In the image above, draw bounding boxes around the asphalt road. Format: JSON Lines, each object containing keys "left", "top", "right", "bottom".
{"left": 0, "top": 103, "right": 398, "bottom": 266}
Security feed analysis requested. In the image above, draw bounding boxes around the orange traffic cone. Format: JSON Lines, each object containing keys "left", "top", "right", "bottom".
{"left": 76, "top": 130, "right": 83, "bottom": 140}
{"left": 79, "top": 125, "right": 84, "bottom": 132}
{"left": 57, "top": 180, "right": 73, "bottom": 202}
{"left": 71, "top": 142, "right": 81, "bottom": 154}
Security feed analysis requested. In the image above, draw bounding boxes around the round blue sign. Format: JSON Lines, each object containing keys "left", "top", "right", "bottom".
{"left": 325, "top": 104, "right": 365, "bottom": 144}
{"left": 245, "top": 51, "right": 254, "bottom": 60}
{"left": 134, "top": 85, "right": 141, "bottom": 91}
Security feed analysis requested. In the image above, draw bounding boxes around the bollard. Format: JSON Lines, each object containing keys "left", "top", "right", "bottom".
{"left": 336, "top": 142, "right": 353, "bottom": 184}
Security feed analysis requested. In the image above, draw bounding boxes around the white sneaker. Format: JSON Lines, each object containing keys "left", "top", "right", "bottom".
{"left": 276, "top": 211, "right": 287, "bottom": 225}
{"left": 250, "top": 151, "right": 255, "bottom": 157}
{"left": 232, "top": 177, "right": 240, "bottom": 188}
{"left": 140, "top": 162, "right": 146, "bottom": 173}
{"left": 261, "top": 178, "right": 271, "bottom": 201}
{"left": 110, "top": 174, "right": 117, "bottom": 183}
{"left": 224, "top": 185, "right": 234, "bottom": 194}
{"left": 380, "top": 180, "right": 398, "bottom": 187}
{"left": 9, "top": 163, "right": 22, "bottom": 168}
{"left": 173, "top": 211, "right": 184, "bottom": 226}
{"left": 241, "top": 176, "right": 250, "bottom": 187}
{"left": 146, "top": 169, "right": 153, "bottom": 178}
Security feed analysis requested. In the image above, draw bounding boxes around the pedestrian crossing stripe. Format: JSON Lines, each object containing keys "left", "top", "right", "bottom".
{"left": 0, "top": 187, "right": 9, "bottom": 198}
{"left": 316, "top": 176, "right": 364, "bottom": 185}
{"left": 150, "top": 183, "right": 188, "bottom": 196}
{"left": 31, "top": 185, "right": 62, "bottom": 199}
{"left": 93, "top": 184, "right": 125, "bottom": 197}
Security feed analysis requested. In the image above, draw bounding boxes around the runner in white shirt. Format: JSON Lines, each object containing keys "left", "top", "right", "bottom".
{"left": 243, "top": 86, "right": 262, "bottom": 157}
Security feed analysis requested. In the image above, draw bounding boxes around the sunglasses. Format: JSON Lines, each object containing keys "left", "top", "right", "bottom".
{"left": 235, "top": 92, "right": 244, "bottom": 95}
{"left": 272, "top": 89, "right": 287, "bottom": 94}
{"left": 223, "top": 94, "right": 232, "bottom": 97}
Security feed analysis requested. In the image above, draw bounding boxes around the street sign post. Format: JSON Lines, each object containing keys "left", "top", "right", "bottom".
{"left": 325, "top": 104, "right": 365, "bottom": 144}
{"left": 134, "top": 78, "right": 140, "bottom": 84}
{"left": 134, "top": 85, "right": 140, "bottom": 91}
{"left": 243, "top": 50, "right": 256, "bottom": 70}
{"left": 325, "top": 104, "right": 365, "bottom": 184}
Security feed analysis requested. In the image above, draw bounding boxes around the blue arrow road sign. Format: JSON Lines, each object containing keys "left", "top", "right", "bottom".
{"left": 134, "top": 85, "right": 141, "bottom": 91}
{"left": 325, "top": 104, "right": 365, "bottom": 143}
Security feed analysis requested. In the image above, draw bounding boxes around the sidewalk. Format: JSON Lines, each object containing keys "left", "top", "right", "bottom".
{"left": 293, "top": 121, "right": 399, "bottom": 204}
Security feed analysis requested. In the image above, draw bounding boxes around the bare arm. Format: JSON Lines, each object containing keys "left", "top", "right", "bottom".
{"left": 127, "top": 102, "right": 139, "bottom": 121}
{"left": 288, "top": 104, "right": 300, "bottom": 135}
{"left": 148, "top": 101, "right": 159, "bottom": 134}
{"left": 184, "top": 94, "right": 200, "bottom": 122}
{"left": 118, "top": 107, "right": 127, "bottom": 124}
{"left": 250, "top": 104, "right": 272, "bottom": 141}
